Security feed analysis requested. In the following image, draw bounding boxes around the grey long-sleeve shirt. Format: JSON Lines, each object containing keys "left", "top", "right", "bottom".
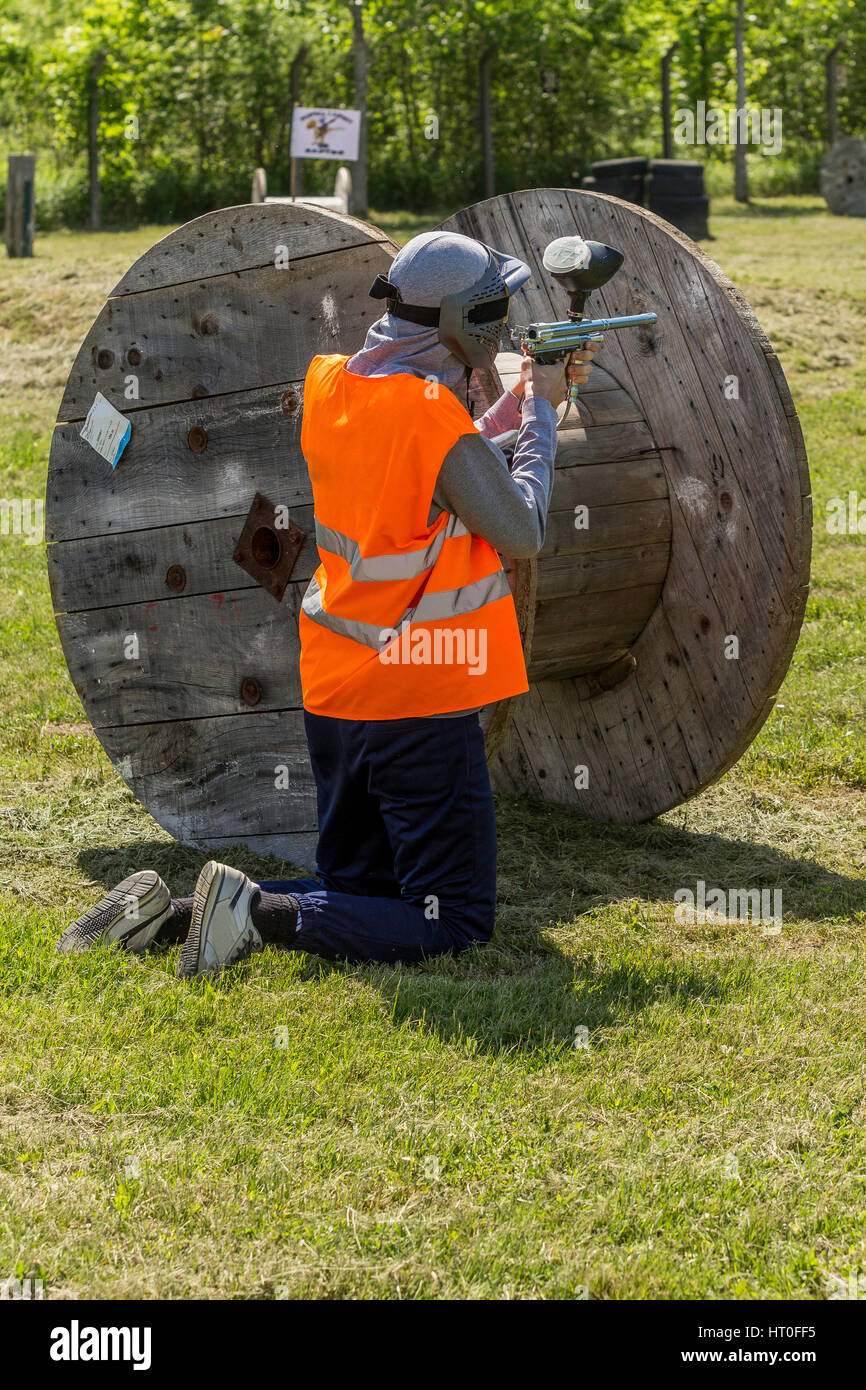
{"left": 430, "top": 390, "right": 559, "bottom": 557}
{"left": 425, "top": 388, "right": 559, "bottom": 717}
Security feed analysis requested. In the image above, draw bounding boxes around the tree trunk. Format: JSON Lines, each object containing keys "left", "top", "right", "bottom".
{"left": 733, "top": 0, "right": 749, "bottom": 203}
{"left": 350, "top": 1, "right": 368, "bottom": 217}
{"left": 88, "top": 48, "right": 107, "bottom": 231}
{"left": 479, "top": 48, "right": 494, "bottom": 198}
{"left": 661, "top": 41, "right": 679, "bottom": 159}
{"left": 825, "top": 41, "right": 843, "bottom": 147}
{"left": 288, "top": 44, "right": 308, "bottom": 195}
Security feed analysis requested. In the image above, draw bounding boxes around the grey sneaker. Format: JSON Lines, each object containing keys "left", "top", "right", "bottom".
{"left": 58, "top": 870, "right": 172, "bottom": 955}
{"left": 177, "top": 861, "right": 263, "bottom": 980}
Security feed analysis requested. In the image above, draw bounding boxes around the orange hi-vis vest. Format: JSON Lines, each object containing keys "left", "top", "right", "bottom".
{"left": 298, "top": 354, "right": 529, "bottom": 720}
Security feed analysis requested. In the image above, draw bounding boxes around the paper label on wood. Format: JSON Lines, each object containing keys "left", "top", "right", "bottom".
{"left": 80, "top": 392, "right": 132, "bottom": 469}
{"left": 291, "top": 107, "right": 361, "bottom": 162}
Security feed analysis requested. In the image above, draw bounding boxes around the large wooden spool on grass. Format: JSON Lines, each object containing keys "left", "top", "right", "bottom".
{"left": 444, "top": 190, "right": 811, "bottom": 823}
{"left": 46, "top": 191, "right": 810, "bottom": 869}
{"left": 820, "top": 138, "right": 866, "bottom": 217}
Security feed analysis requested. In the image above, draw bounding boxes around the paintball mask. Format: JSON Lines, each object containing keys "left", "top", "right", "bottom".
{"left": 368, "top": 232, "right": 531, "bottom": 369}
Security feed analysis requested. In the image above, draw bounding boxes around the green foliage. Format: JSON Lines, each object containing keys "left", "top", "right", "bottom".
{"left": 0, "top": 0, "right": 864, "bottom": 224}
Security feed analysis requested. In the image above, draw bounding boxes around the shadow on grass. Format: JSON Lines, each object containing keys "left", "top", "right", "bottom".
{"left": 75, "top": 792, "right": 865, "bottom": 1055}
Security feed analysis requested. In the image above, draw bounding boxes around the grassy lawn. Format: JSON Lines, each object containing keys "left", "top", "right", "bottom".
{"left": 0, "top": 196, "right": 864, "bottom": 1300}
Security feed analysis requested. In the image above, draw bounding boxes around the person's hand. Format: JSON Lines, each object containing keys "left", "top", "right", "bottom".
{"left": 522, "top": 358, "right": 569, "bottom": 406}
{"left": 514, "top": 338, "right": 602, "bottom": 406}
{"left": 566, "top": 338, "right": 602, "bottom": 391}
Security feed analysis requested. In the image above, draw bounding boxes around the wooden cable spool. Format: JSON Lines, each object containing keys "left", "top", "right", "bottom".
{"left": 46, "top": 191, "right": 810, "bottom": 870}
{"left": 47, "top": 203, "right": 398, "bottom": 870}
{"left": 820, "top": 138, "right": 866, "bottom": 217}
{"left": 441, "top": 189, "right": 810, "bottom": 823}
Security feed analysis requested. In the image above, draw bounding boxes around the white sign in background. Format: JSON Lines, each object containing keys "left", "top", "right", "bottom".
{"left": 290, "top": 107, "right": 361, "bottom": 162}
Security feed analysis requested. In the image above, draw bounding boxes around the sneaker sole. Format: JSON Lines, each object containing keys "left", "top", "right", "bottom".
{"left": 58, "top": 871, "right": 172, "bottom": 955}
{"left": 177, "top": 860, "right": 222, "bottom": 979}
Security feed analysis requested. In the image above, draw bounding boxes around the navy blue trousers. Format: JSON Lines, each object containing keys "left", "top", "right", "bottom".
{"left": 256, "top": 709, "right": 497, "bottom": 963}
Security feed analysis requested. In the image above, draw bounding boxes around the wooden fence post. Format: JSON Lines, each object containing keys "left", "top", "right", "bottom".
{"left": 288, "top": 46, "right": 308, "bottom": 197}
{"left": 661, "top": 42, "right": 679, "bottom": 159}
{"left": 4, "top": 155, "right": 36, "bottom": 258}
{"left": 88, "top": 48, "right": 108, "bottom": 231}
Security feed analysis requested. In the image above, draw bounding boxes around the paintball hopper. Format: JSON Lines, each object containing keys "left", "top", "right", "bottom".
{"left": 542, "top": 236, "right": 624, "bottom": 317}
{"left": 521, "top": 235, "right": 654, "bottom": 411}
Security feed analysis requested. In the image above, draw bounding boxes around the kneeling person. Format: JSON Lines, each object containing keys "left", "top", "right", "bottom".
{"left": 58, "top": 231, "right": 597, "bottom": 976}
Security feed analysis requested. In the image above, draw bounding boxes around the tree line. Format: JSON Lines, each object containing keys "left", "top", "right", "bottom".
{"left": 0, "top": 0, "right": 863, "bottom": 228}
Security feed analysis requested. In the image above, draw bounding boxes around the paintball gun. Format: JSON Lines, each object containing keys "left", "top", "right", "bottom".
{"left": 515, "top": 237, "right": 657, "bottom": 424}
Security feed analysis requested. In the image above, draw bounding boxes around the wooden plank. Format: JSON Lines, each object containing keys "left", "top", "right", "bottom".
{"left": 497, "top": 684, "right": 579, "bottom": 804}
{"left": 527, "top": 649, "right": 629, "bottom": 683}
{"left": 555, "top": 419, "right": 657, "bottom": 467}
{"left": 47, "top": 507, "right": 317, "bottom": 612}
{"left": 110, "top": 203, "right": 395, "bottom": 296}
{"left": 191, "top": 832, "right": 318, "bottom": 875}
{"left": 56, "top": 584, "right": 305, "bottom": 727}
{"left": 588, "top": 675, "right": 685, "bottom": 822}
{"left": 536, "top": 542, "right": 670, "bottom": 602}
{"left": 658, "top": 536, "right": 757, "bottom": 742}
{"left": 487, "top": 709, "right": 548, "bottom": 800}
{"left": 551, "top": 452, "right": 669, "bottom": 508}
{"left": 632, "top": 603, "right": 730, "bottom": 781}
{"left": 533, "top": 585, "right": 660, "bottom": 646}
{"left": 543, "top": 499, "right": 671, "bottom": 556}
{"left": 572, "top": 385, "right": 649, "bottom": 428}
{"left": 532, "top": 678, "right": 634, "bottom": 821}
{"left": 95, "top": 709, "right": 316, "bottom": 840}
{"left": 47, "top": 382, "right": 310, "bottom": 542}
{"left": 58, "top": 239, "right": 394, "bottom": 421}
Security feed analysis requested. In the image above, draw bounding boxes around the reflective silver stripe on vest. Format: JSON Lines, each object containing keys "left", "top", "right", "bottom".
{"left": 315, "top": 513, "right": 469, "bottom": 583}
{"left": 301, "top": 567, "right": 511, "bottom": 652}
{"left": 412, "top": 569, "right": 511, "bottom": 623}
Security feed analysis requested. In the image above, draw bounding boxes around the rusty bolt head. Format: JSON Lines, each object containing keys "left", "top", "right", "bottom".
{"left": 191, "top": 384, "right": 209, "bottom": 399}
{"left": 188, "top": 426, "right": 208, "bottom": 453}
{"left": 199, "top": 313, "right": 218, "bottom": 335}
{"left": 165, "top": 564, "right": 186, "bottom": 593}
{"left": 127, "top": 347, "right": 142, "bottom": 367}
{"left": 241, "top": 677, "right": 262, "bottom": 707}
{"left": 96, "top": 348, "right": 114, "bottom": 369}
{"left": 281, "top": 389, "right": 300, "bottom": 417}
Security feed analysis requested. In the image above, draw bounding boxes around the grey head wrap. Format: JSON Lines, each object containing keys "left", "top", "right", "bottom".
{"left": 346, "top": 230, "right": 531, "bottom": 400}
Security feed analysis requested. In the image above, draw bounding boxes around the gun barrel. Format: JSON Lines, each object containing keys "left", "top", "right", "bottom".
{"left": 522, "top": 311, "right": 657, "bottom": 348}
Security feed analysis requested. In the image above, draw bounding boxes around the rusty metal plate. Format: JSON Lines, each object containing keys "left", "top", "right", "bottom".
{"left": 233, "top": 491, "right": 306, "bottom": 602}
